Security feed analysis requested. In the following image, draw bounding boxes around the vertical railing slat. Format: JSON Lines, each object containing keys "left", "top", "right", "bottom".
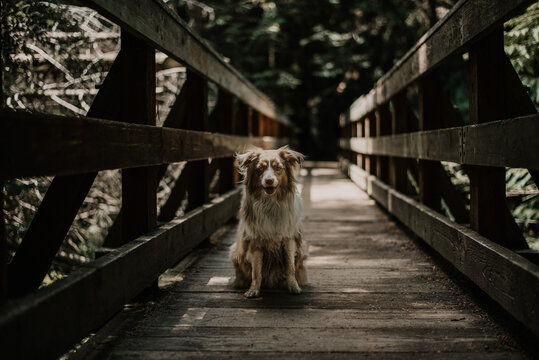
{"left": 120, "top": 31, "right": 158, "bottom": 244}
{"left": 418, "top": 72, "right": 442, "bottom": 212}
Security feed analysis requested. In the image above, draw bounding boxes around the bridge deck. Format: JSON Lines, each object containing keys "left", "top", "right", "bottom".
{"left": 74, "top": 166, "right": 526, "bottom": 359}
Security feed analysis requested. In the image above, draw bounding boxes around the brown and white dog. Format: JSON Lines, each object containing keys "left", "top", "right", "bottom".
{"left": 230, "top": 146, "right": 307, "bottom": 298}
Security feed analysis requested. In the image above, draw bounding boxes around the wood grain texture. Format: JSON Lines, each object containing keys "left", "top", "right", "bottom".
{"left": 183, "top": 69, "right": 210, "bottom": 211}
{"left": 120, "top": 31, "right": 158, "bottom": 245}
{"left": 375, "top": 103, "right": 391, "bottom": 182}
{"left": 104, "top": 73, "right": 190, "bottom": 246}
{"left": 339, "top": 115, "right": 539, "bottom": 169}
{"left": 215, "top": 90, "right": 236, "bottom": 193}
{"left": 389, "top": 91, "right": 411, "bottom": 193}
{"left": 345, "top": 0, "right": 532, "bottom": 123}
{"left": 418, "top": 73, "right": 442, "bottom": 212}
{"left": 84, "top": 0, "right": 288, "bottom": 125}
{"left": 72, "top": 166, "right": 527, "bottom": 359}
{"left": 340, "top": 159, "right": 539, "bottom": 338}
{"left": 0, "top": 109, "right": 285, "bottom": 180}
{"left": 0, "top": 188, "right": 242, "bottom": 360}
{"left": 468, "top": 29, "right": 517, "bottom": 248}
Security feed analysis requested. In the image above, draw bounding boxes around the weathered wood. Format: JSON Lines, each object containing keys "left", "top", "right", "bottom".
{"left": 340, "top": 159, "right": 539, "bottom": 338}
{"left": 364, "top": 113, "right": 376, "bottom": 175}
{"left": 235, "top": 102, "right": 250, "bottom": 183}
{"left": 236, "top": 102, "right": 250, "bottom": 137}
{"left": 109, "top": 327, "right": 505, "bottom": 353}
{"left": 120, "top": 31, "right": 158, "bottom": 245}
{"left": 418, "top": 73, "right": 442, "bottom": 212}
{"left": 91, "top": 351, "right": 524, "bottom": 360}
{"left": 468, "top": 29, "right": 523, "bottom": 249}
{"left": 0, "top": 188, "right": 242, "bottom": 360}
{"left": 0, "top": 182, "right": 6, "bottom": 302}
{"left": 338, "top": 115, "right": 539, "bottom": 169}
{"left": 389, "top": 91, "right": 410, "bottom": 193}
{"left": 0, "top": 110, "right": 285, "bottom": 180}
{"left": 6, "top": 52, "right": 125, "bottom": 297}
{"left": 159, "top": 69, "right": 213, "bottom": 221}
{"left": 105, "top": 75, "right": 190, "bottom": 245}
{"left": 84, "top": 0, "right": 288, "bottom": 125}
{"left": 257, "top": 111, "right": 265, "bottom": 137}
{"left": 375, "top": 103, "right": 391, "bottom": 182}
{"left": 184, "top": 70, "right": 210, "bottom": 211}
{"left": 216, "top": 90, "right": 236, "bottom": 193}
{"left": 346, "top": 0, "right": 532, "bottom": 123}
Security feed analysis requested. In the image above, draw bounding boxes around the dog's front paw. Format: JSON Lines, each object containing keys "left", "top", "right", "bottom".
{"left": 287, "top": 280, "right": 302, "bottom": 294}
{"left": 244, "top": 288, "right": 260, "bottom": 298}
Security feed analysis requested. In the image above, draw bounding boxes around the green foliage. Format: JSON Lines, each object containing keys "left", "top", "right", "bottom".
{"left": 197, "top": 0, "right": 436, "bottom": 158}
{"left": 1, "top": 1, "right": 78, "bottom": 102}
{"left": 505, "top": 2, "right": 539, "bottom": 109}
{"left": 506, "top": 169, "right": 539, "bottom": 250}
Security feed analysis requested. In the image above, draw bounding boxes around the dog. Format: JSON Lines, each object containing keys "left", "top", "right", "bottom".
{"left": 230, "top": 146, "right": 307, "bottom": 298}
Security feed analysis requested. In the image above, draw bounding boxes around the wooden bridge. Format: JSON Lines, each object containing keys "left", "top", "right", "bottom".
{"left": 1, "top": 0, "right": 538, "bottom": 359}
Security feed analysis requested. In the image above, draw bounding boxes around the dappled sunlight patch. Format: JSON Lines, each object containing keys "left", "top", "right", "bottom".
{"left": 340, "top": 288, "right": 371, "bottom": 293}
{"left": 310, "top": 168, "right": 338, "bottom": 176}
{"left": 311, "top": 182, "right": 367, "bottom": 203}
{"left": 207, "top": 276, "right": 231, "bottom": 286}
{"left": 174, "top": 308, "right": 208, "bottom": 327}
{"left": 305, "top": 255, "right": 350, "bottom": 267}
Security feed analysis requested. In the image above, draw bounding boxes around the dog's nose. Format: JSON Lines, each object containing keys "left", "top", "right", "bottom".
{"left": 265, "top": 178, "right": 274, "bottom": 185}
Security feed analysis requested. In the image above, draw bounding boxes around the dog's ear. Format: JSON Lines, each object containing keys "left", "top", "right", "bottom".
{"left": 279, "top": 146, "right": 304, "bottom": 169}
{"left": 235, "top": 148, "right": 261, "bottom": 175}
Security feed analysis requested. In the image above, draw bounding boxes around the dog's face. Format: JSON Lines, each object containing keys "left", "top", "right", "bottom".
{"left": 236, "top": 146, "right": 304, "bottom": 197}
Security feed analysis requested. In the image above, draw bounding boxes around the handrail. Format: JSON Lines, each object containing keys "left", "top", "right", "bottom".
{"left": 340, "top": 115, "right": 539, "bottom": 169}
{"left": 0, "top": 109, "right": 286, "bottom": 179}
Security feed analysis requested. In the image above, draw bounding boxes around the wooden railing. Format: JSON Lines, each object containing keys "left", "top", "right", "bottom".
{"left": 0, "top": 1, "right": 289, "bottom": 358}
{"left": 339, "top": 0, "right": 539, "bottom": 338}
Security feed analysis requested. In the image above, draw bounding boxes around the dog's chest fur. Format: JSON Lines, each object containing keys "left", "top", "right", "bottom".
{"left": 241, "top": 190, "right": 302, "bottom": 243}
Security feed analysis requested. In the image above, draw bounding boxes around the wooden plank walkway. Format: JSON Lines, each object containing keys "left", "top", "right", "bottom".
{"left": 73, "top": 165, "right": 528, "bottom": 359}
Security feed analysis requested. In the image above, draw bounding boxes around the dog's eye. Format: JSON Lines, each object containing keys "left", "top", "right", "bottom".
{"left": 273, "top": 165, "right": 283, "bottom": 172}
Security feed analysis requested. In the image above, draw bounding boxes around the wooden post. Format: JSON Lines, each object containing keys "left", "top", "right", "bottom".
{"left": 237, "top": 102, "right": 249, "bottom": 137}
{"left": 0, "top": 181, "right": 5, "bottom": 302}
{"left": 217, "top": 90, "right": 236, "bottom": 193}
{"left": 389, "top": 91, "right": 410, "bottom": 193}
{"left": 364, "top": 113, "right": 376, "bottom": 175}
{"left": 376, "top": 103, "right": 391, "bottom": 183}
{"left": 258, "top": 112, "right": 265, "bottom": 137}
{"left": 235, "top": 102, "right": 250, "bottom": 183}
{"left": 250, "top": 110, "right": 259, "bottom": 137}
{"left": 120, "top": 31, "right": 158, "bottom": 244}
{"left": 184, "top": 69, "right": 210, "bottom": 212}
{"left": 468, "top": 30, "right": 529, "bottom": 249}
{"left": 349, "top": 119, "right": 357, "bottom": 166}
{"left": 418, "top": 73, "right": 442, "bottom": 212}
{"left": 468, "top": 28, "right": 516, "bottom": 248}
{"left": 7, "top": 51, "right": 125, "bottom": 296}
{"left": 106, "top": 73, "right": 189, "bottom": 236}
